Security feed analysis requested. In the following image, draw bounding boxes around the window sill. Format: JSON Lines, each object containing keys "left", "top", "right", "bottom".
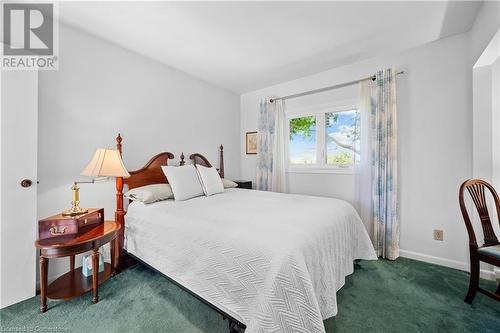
{"left": 286, "top": 167, "right": 356, "bottom": 175}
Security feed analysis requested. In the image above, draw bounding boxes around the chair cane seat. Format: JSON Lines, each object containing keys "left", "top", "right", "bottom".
{"left": 478, "top": 244, "right": 500, "bottom": 260}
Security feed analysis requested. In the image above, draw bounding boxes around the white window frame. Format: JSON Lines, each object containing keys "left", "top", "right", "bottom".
{"left": 285, "top": 100, "right": 359, "bottom": 174}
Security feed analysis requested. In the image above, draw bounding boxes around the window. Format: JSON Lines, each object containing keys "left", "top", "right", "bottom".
{"left": 289, "top": 116, "right": 317, "bottom": 164}
{"left": 326, "top": 110, "right": 360, "bottom": 166}
{"left": 287, "top": 103, "right": 360, "bottom": 172}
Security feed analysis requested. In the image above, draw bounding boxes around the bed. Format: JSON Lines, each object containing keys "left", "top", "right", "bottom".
{"left": 113, "top": 134, "right": 377, "bottom": 333}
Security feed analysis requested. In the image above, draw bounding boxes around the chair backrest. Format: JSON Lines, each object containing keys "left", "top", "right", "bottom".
{"left": 459, "top": 179, "right": 500, "bottom": 248}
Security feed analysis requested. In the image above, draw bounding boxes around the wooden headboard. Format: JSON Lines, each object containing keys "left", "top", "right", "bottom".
{"left": 189, "top": 144, "right": 224, "bottom": 178}
{"left": 114, "top": 134, "right": 224, "bottom": 259}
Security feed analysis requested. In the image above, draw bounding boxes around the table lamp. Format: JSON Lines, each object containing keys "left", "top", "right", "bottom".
{"left": 62, "top": 148, "right": 130, "bottom": 216}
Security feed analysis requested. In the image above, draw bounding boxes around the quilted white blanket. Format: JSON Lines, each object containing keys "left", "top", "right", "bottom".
{"left": 125, "top": 189, "right": 376, "bottom": 333}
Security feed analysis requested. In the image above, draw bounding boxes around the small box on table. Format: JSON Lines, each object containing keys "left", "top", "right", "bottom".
{"left": 38, "top": 208, "right": 104, "bottom": 241}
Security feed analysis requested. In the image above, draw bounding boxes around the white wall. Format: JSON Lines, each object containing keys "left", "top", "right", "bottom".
{"left": 473, "top": 66, "right": 493, "bottom": 181}
{"left": 38, "top": 23, "right": 240, "bottom": 280}
{"left": 492, "top": 58, "right": 500, "bottom": 191}
{"left": 473, "top": 55, "right": 500, "bottom": 188}
{"left": 240, "top": 33, "right": 489, "bottom": 276}
{"left": 469, "top": 1, "right": 500, "bottom": 279}
{"left": 472, "top": 33, "right": 500, "bottom": 277}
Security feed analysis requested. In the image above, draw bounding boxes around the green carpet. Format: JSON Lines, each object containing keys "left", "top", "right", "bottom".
{"left": 1, "top": 258, "right": 499, "bottom": 332}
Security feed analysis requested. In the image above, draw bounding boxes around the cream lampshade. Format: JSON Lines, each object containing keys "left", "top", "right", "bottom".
{"left": 62, "top": 149, "right": 130, "bottom": 216}
{"left": 81, "top": 149, "right": 130, "bottom": 178}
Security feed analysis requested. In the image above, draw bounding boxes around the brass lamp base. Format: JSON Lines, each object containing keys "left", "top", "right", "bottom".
{"left": 62, "top": 182, "right": 88, "bottom": 216}
{"left": 62, "top": 206, "right": 88, "bottom": 216}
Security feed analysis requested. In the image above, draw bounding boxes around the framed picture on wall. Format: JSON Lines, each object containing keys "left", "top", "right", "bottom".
{"left": 246, "top": 131, "right": 257, "bottom": 154}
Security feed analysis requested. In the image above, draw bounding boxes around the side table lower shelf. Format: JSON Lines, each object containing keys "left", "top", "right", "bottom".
{"left": 47, "top": 263, "right": 113, "bottom": 300}
{"left": 35, "top": 221, "right": 121, "bottom": 312}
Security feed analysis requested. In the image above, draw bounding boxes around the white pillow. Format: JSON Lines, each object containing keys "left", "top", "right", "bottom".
{"left": 196, "top": 165, "right": 224, "bottom": 196}
{"left": 124, "top": 184, "right": 173, "bottom": 204}
{"left": 161, "top": 165, "right": 204, "bottom": 201}
{"left": 221, "top": 178, "right": 238, "bottom": 189}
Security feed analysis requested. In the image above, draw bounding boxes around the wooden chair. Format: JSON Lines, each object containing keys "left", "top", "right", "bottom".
{"left": 459, "top": 179, "right": 500, "bottom": 303}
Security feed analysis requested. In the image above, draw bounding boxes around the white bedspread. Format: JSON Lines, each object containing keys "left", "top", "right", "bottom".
{"left": 125, "top": 189, "right": 376, "bottom": 333}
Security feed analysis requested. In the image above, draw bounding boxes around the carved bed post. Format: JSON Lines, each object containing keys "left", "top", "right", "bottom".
{"left": 115, "top": 134, "right": 125, "bottom": 260}
{"left": 180, "top": 152, "right": 185, "bottom": 166}
{"left": 219, "top": 145, "right": 224, "bottom": 178}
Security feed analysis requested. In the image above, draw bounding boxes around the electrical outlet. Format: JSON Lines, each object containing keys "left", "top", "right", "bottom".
{"left": 433, "top": 229, "right": 444, "bottom": 241}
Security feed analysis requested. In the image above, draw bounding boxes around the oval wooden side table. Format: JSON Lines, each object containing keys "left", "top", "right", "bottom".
{"left": 34, "top": 221, "right": 121, "bottom": 312}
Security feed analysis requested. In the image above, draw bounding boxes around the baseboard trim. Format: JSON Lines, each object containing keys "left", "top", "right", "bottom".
{"left": 399, "top": 249, "right": 497, "bottom": 281}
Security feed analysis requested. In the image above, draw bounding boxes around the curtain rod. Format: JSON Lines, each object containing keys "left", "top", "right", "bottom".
{"left": 270, "top": 71, "right": 405, "bottom": 103}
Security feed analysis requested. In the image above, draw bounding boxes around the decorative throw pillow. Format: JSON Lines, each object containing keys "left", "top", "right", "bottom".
{"left": 221, "top": 178, "right": 238, "bottom": 189}
{"left": 161, "top": 165, "right": 205, "bottom": 201}
{"left": 124, "top": 184, "right": 173, "bottom": 204}
{"left": 196, "top": 165, "right": 225, "bottom": 196}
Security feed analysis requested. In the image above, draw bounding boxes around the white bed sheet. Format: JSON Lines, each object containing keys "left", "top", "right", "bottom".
{"left": 125, "top": 188, "right": 376, "bottom": 333}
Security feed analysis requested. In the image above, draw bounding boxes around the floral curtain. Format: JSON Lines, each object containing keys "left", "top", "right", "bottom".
{"left": 371, "top": 68, "right": 399, "bottom": 260}
{"left": 256, "top": 98, "right": 286, "bottom": 192}
{"left": 355, "top": 80, "right": 374, "bottom": 239}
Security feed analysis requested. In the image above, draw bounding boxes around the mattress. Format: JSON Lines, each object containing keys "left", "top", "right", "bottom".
{"left": 125, "top": 188, "right": 376, "bottom": 333}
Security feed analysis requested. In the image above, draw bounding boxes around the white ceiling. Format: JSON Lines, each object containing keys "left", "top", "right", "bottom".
{"left": 57, "top": 1, "right": 482, "bottom": 93}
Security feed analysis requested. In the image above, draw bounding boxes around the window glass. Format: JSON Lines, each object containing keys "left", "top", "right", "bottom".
{"left": 325, "top": 110, "right": 360, "bottom": 166}
{"left": 289, "top": 116, "right": 317, "bottom": 164}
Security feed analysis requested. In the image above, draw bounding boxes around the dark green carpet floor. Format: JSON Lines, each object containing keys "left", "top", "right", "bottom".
{"left": 1, "top": 258, "right": 499, "bottom": 332}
